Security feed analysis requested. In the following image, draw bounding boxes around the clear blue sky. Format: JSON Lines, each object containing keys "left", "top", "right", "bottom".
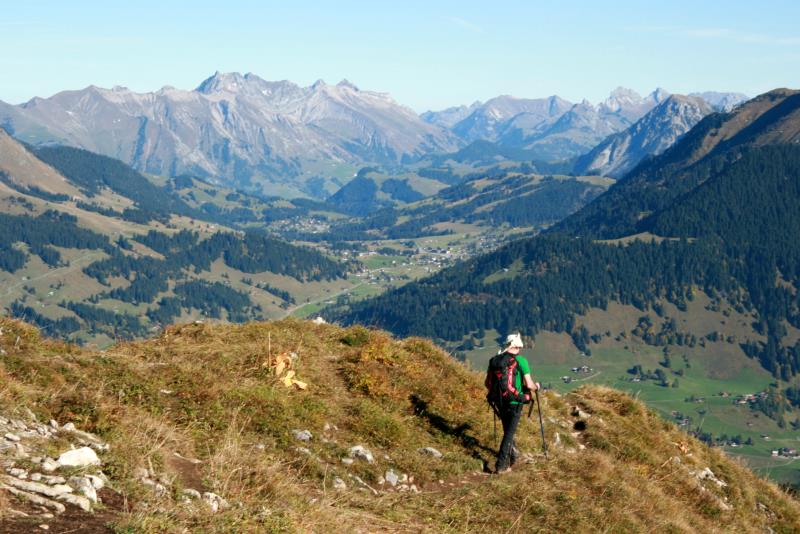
{"left": 2, "top": 1, "right": 799, "bottom": 111}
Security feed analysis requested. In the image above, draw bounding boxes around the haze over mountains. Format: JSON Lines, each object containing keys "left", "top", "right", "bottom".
{"left": 0, "top": 74, "right": 748, "bottom": 199}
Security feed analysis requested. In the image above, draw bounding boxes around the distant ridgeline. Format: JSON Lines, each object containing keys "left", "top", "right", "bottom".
{"left": 292, "top": 165, "right": 608, "bottom": 243}
{"left": 332, "top": 90, "right": 800, "bottom": 382}
{"left": 28, "top": 145, "right": 327, "bottom": 227}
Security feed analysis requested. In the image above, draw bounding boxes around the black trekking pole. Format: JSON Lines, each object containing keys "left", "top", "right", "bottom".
{"left": 534, "top": 389, "right": 548, "bottom": 459}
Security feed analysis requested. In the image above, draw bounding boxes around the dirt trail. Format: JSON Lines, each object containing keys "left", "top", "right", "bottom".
{"left": 0, "top": 488, "right": 128, "bottom": 534}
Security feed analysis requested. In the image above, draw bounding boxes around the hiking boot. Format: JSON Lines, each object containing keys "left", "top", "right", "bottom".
{"left": 495, "top": 466, "right": 513, "bottom": 475}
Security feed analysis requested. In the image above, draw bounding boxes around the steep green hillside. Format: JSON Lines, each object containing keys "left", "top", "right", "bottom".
{"left": 0, "top": 317, "right": 798, "bottom": 533}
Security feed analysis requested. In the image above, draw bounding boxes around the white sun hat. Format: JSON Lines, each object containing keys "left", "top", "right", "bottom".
{"left": 505, "top": 333, "right": 523, "bottom": 349}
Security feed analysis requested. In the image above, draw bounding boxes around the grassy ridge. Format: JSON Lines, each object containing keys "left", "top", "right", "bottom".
{"left": 0, "top": 317, "right": 798, "bottom": 532}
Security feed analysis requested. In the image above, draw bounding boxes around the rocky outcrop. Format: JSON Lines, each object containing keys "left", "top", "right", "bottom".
{"left": 573, "top": 95, "right": 713, "bottom": 178}
{"left": 0, "top": 412, "right": 112, "bottom": 525}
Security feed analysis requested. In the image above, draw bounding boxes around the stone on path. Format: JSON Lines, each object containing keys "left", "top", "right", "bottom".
{"left": 417, "top": 447, "right": 443, "bottom": 458}
{"left": 384, "top": 470, "right": 399, "bottom": 487}
{"left": 57, "top": 447, "right": 100, "bottom": 468}
{"left": 348, "top": 445, "right": 374, "bottom": 463}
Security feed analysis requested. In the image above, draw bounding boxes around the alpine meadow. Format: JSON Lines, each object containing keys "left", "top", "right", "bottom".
{"left": 1, "top": 2, "right": 800, "bottom": 533}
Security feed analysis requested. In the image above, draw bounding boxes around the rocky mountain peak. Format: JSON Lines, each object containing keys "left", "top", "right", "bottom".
{"left": 195, "top": 71, "right": 250, "bottom": 94}
{"left": 337, "top": 79, "right": 359, "bottom": 91}
{"left": 646, "top": 87, "right": 671, "bottom": 104}
{"left": 601, "top": 87, "right": 643, "bottom": 111}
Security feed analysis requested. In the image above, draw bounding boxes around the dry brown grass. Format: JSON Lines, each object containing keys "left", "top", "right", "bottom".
{"left": 0, "top": 316, "right": 798, "bottom": 533}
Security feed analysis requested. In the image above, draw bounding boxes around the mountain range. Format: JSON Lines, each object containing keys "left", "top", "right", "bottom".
{"left": 0, "top": 75, "right": 748, "bottom": 198}
{"left": 0, "top": 72, "right": 459, "bottom": 197}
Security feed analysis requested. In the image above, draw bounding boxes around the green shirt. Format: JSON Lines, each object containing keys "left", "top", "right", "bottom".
{"left": 511, "top": 354, "right": 532, "bottom": 405}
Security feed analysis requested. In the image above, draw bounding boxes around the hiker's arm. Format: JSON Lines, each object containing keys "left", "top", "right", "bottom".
{"left": 523, "top": 374, "right": 540, "bottom": 391}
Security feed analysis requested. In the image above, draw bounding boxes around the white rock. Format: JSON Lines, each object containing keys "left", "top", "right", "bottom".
{"left": 312, "top": 317, "right": 327, "bottom": 325}
{"left": 348, "top": 445, "right": 374, "bottom": 463}
{"left": 292, "top": 429, "right": 313, "bottom": 442}
{"left": 399, "top": 473, "right": 408, "bottom": 484}
{"left": 2, "top": 477, "right": 73, "bottom": 497}
{"left": 86, "top": 474, "right": 105, "bottom": 490}
{"left": 14, "top": 443, "right": 28, "bottom": 458}
{"left": 410, "top": 484, "right": 420, "bottom": 493}
{"left": 69, "top": 476, "right": 98, "bottom": 503}
{"left": 49, "top": 420, "right": 59, "bottom": 430}
{"left": 30, "top": 473, "right": 42, "bottom": 481}
{"left": 417, "top": 447, "right": 443, "bottom": 458}
{"left": 695, "top": 467, "right": 727, "bottom": 488}
{"left": 57, "top": 447, "right": 100, "bottom": 468}
{"left": 333, "top": 477, "right": 346, "bottom": 491}
{"left": 42, "top": 476, "right": 66, "bottom": 485}
{"left": 571, "top": 406, "right": 591, "bottom": 419}
{"left": 57, "top": 493, "right": 92, "bottom": 512}
{"left": 40, "top": 459, "right": 59, "bottom": 473}
{"left": 341, "top": 458, "right": 354, "bottom": 465}
{"left": 61, "top": 423, "right": 76, "bottom": 432}
{"left": 385, "top": 470, "right": 399, "bottom": 487}
{"left": 4, "top": 433, "right": 21, "bottom": 442}
{"left": 8, "top": 468, "right": 27, "bottom": 478}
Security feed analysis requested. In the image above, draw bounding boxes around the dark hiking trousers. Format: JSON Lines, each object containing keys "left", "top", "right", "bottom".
{"left": 496, "top": 403, "right": 523, "bottom": 471}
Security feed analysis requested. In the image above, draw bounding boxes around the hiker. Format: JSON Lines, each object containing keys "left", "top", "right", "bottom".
{"left": 485, "top": 333, "right": 540, "bottom": 473}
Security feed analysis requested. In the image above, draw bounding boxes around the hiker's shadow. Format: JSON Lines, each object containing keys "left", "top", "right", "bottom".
{"left": 409, "top": 394, "right": 496, "bottom": 470}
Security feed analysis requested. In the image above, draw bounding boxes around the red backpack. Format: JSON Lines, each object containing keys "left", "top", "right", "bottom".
{"left": 486, "top": 352, "right": 529, "bottom": 413}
